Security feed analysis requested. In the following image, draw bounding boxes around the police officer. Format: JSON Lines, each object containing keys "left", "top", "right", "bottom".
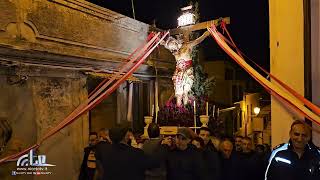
{"left": 265, "top": 120, "right": 320, "bottom": 180}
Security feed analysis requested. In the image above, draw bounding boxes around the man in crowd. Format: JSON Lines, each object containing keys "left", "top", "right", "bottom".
{"left": 198, "top": 127, "right": 221, "bottom": 180}
{"left": 97, "top": 128, "right": 111, "bottom": 144}
{"left": 142, "top": 123, "right": 167, "bottom": 180}
{"left": 219, "top": 138, "right": 235, "bottom": 180}
{"left": 254, "top": 144, "right": 269, "bottom": 180}
{"left": 166, "top": 127, "right": 207, "bottom": 180}
{"left": 199, "top": 127, "right": 217, "bottom": 151}
{"left": 192, "top": 137, "right": 205, "bottom": 150}
{"left": 265, "top": 120, "right": 320, "bottom": 180}
{"left": 234, "top": 136, "right": 257, "bottom": 180}
{"left": 241, "top": 137, "right": 254, "bottom": 154}
{"left": 95, "top": 126, "right": 165, "bottom": 180}
{"left": 220, "top": 138, "right": 233, "bottom": 160}
{"left": 79, "top": 132, "right": 98, "bottom": 180}
{"left": 234, "top": 135, "right": 243, "bottom": 153}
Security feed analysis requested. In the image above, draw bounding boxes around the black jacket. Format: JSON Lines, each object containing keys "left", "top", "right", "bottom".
{"left": 202, "top": 141, "right": 221, "bottom": 180}
{"left": 204, "top": 140, "right": 218, "bottom": 152}
{"left": 233, "top": 151, "right": 261, "bottom": 180}
{"left": 265, "top": 142, "right": 320, "bottom": 180}
{"left": 166, "top": 144, "right": 207, "bottom": 180}
{"left": 79, "top": 146, "right": 96, "bottom": 180}
{"left": 95, "top": 143, "right": 165, "bottom": 180}
{"left": 142, "top": 138, "right": 167, "bottom": 180}
{"left": 219, "top": 152, "right": 237, "bottom": 180}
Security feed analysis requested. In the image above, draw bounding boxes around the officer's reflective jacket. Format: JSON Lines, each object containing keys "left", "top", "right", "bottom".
{"left": 265, "top": 141, "right": 320, "bottom": 180}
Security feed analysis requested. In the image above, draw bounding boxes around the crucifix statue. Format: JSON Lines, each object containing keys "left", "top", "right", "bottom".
{"left": 162, "top": 31, "right": 209, "bottom": 106}
{"left": 161, "top": 17, "right": 230, "bottom": 107}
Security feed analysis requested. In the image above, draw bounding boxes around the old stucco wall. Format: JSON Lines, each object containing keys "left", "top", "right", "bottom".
{"left": 0, "top": 75, "right": 36, "bottom": 180}
{"left": 0, "top": 0, "right": 175, "bottom": 74}
{"left": 0, "top": 0, "right": 148, "bottom": 61}
{"left": 0, "top": 0, "right": 175, "bottom": 178}
{"left": 32, "top": 76, "right": 88, "bottom": 180}
{"left": 0, "top": 66, "right": 88, "bottom": 180}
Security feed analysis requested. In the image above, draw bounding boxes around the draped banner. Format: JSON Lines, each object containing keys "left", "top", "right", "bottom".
{"left": 208, "top": 25, "right": 320, "bottom": 126}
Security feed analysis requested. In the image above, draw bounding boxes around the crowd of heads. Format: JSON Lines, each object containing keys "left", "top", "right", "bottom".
{"left": 89, "top": 124, "right": 273, "bottom": 155}
{"left": 81, "top": 120, "right": 319, "bottom": 180}
{"left": 88, "top": 124, "right": 274, "bottom": 156}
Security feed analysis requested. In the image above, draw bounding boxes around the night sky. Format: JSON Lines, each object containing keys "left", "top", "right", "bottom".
{"left": 88, "top": 0, "right": 270, "bottom": 70}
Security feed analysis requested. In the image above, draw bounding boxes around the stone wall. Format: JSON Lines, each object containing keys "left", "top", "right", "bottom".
{"left": 32, "top": 76, "right": 88, "bottom": 180}
{"left": 0, "top": 0, "right": 175, "bottom": 178}
{"left": 0, "top": 66, "right": 88, "bottom": 180}
{"left": 0, "top": 0, "right": 174, "bottom": 73}
{"left": 0, "top": 73, "right": 36, "bottom": 180}
{"left": 0, "top": 0, "right": 148, "bottom": 62}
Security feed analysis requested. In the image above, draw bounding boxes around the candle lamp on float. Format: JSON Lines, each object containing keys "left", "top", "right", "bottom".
{"left": 199, "top": 102, "right": 209, "bottom": 127}
{"left": 143, "top": 105, "right": 155, "bottom": 138}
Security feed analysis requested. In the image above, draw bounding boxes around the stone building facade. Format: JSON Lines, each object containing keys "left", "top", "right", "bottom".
{"left": 0, "top": 0, "right": 174, "bottom": 179}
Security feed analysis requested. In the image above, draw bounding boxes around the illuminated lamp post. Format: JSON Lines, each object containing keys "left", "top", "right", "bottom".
{"left": 245, "top": 106, "right": 261, "bottom": 136}
{"left": 177, "top": 5, "right": 196, "bottom": 27}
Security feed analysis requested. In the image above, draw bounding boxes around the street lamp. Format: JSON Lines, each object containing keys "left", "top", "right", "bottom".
{"left": 253, "top": 107, "right": 261, "bottom": 115}
{"left": 244, "top": 106, "right": 260, "bottom": 137}
{"left": 177, "top": 5, "right": 196, "bottom": 27}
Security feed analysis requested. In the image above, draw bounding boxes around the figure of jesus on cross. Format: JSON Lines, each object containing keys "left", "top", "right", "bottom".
{"left": 161, "top": 17, "right": 230, "bottom": 107}
{"left": 162, "top": 31, "right": 210, "bottom": 106}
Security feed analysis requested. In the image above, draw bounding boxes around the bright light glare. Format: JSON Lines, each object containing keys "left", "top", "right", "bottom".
{"left": 254, "top": 107, "right": 260, "bottom": 115}
{"left": 177, "top": 12, "right": 196, "bottom": 27}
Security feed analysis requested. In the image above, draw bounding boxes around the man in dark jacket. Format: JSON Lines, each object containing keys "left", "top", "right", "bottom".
{"left": 95, "top": 126, "right": 166, "bottom": 180}
{"left": 97, "top": 128, "right": 111, "bottom": 144}
{"left": 95, "top": 128, "right": 111, "bottom": 157}
{"left": 265, "top": 120, "right": 320, "bottom": 180}
{"left": 219, "top": 138, "right": 236, "bottom": 180}
{"left": 198, "top": 127, "right": 221, "bottom": 180}
{"left": 143, "top": 123, "right": 167, "bottom": 180}
{"left": 233, "top": 136, "right": 257, "bottom": 180}
{"left": 234, "top": 135, "right": 243, "bottom": 153}
{"left": 79, "top": 132, "right": 98, "bottom": 180}
{"left": 166, "top": 127, "right": 207, "bottom": 180}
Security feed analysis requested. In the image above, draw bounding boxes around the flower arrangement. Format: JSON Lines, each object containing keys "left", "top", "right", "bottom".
{"left": 158, "top": 96, "right": 207, "bottom": 127}
{"left": 157, "top": 96, "right": 225, "bottom": 137}
{"left": 158, "top": 98, "right": 194, "bottom": 127}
